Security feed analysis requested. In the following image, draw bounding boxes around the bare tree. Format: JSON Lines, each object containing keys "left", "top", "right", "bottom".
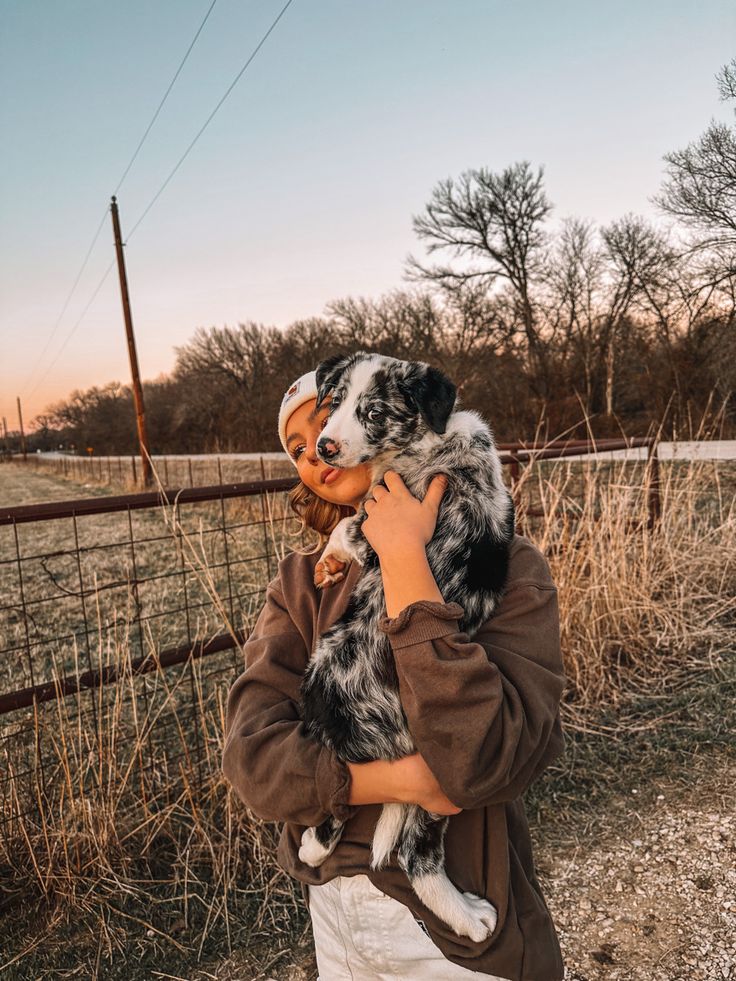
{"left": 328, "top": 286, "right": 513, "bottom": 404}
{"left": 327, "top": 289, "right": 441, "bottom": 359}
{"left": 406, "top": 162, "right": 553, "bottom": 394}
{"left": 655, "top": 59, "right": 736, "bottom": 253}
{"left": 599, "top": 215, "right": 681, "bottom": 414}
{"left": 174, "top": 322, "right": 285, "bottom": 450}
{"left": 542, "top": 217, "right": 606, "bottom": 409}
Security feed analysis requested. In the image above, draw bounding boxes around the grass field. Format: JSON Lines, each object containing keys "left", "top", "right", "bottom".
{"left": 0, "top": 453, "right": 734, "bottom": 979}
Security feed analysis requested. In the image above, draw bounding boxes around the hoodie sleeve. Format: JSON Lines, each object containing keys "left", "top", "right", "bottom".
{"left": 222, "top": 578, "right": 358, "bottom": 827}
{"left": 377, "top": 545, "right": 566, "bottom": 809}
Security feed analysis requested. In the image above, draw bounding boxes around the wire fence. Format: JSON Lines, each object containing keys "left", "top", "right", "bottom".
{"left": 0, "top": 437, "right": 661, "bottom": 838}
{"left": 10, "top": 451, "right": 291, "bottom": 490}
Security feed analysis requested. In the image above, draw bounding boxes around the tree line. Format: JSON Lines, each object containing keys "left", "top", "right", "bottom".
{"left": 21, "top": 60, "right": 736, "bottom": 455}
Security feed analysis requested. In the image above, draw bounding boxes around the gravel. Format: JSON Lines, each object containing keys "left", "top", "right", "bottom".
{"left": 539, "top": 779, "right": 736, "bottom": 980}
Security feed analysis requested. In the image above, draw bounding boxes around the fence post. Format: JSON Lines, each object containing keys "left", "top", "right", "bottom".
{"left": 259, "top": 455, "right": 273, "bottom": 581}
{"left": 131, "top": 455, "right": 137, "bottom": 487}
{"left": 508, "top": 452, "right": 525, "bottom": 536}
{"left": 646, "top": 439, "right": 661, "bottom": 530}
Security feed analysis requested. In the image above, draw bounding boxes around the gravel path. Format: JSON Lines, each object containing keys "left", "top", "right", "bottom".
{"left": 540, "top": 761, "right": 736, "bottom": 981}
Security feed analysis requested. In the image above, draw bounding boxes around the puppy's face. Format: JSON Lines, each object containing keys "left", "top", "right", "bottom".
{"left": 314, "top": 352, "right": 456, "bottom": 468}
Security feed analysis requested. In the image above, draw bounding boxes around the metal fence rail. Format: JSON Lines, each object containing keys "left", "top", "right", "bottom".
{"left": 0, "top": 438, "right": 660, "bottom": 712}
{"left": 0, "top": 476, "right": 304, "bottom": 843}
{"left": 7, "top": 437, "right": 661, "bottom": 508}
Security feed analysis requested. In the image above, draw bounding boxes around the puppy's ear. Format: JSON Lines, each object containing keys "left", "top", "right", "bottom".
{"left": 398, "top": 363, "right": 457, "bottom": 434}
{"left": 315, "top": 355, "right": 351, "bottom": 409}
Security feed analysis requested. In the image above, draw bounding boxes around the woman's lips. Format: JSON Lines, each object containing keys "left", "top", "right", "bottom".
{"left": 322, "top": 467, "right": 341, "bottom": 484}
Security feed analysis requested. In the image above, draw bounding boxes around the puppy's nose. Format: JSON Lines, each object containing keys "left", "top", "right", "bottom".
{"left": 318, "top": 437, "right": 340, "bottom": 460}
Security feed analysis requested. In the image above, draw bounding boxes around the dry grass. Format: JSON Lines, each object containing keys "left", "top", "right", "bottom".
{"left": 521, "top": 450, "right": 735, "bottom": 719}
{"left": 0, "top": 430, "right": 734, "bottom": 977}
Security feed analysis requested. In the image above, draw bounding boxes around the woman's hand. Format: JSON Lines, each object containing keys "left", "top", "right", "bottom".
{"left": 393, "top": 752, "right": 462, "bottom": 815}
{"left": 347, "top": 752, "right": 462, "bottom": 815}
{"left": 361, "top": 471, "right": 448, "bottom": 562}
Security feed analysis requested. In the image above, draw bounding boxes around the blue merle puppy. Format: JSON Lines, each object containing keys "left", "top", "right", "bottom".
{"left": 298, "top": 351, "right": 515, "bottom": 942}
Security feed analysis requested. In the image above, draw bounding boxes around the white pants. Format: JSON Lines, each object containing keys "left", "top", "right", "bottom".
{"left": 307, "top": 873, "right": 509, "bottom": 980}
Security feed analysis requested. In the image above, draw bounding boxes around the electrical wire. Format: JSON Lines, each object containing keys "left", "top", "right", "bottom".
{"left": 126, "top": 0, "right": 296, "bottom": 243}
{"left": 113, "top": 0, "right": 219, "bottom": 196}
{"left": 21, "top": 0, "right": 220, "bottom": 398}
{"left": 19, "top": 206, "right": 109, "bottom": 395}
{"left": 21, "top": 0, "right": 296, "bottom": 412}
{"left": 25, "top": 259, "right": 117, "bottom": 404}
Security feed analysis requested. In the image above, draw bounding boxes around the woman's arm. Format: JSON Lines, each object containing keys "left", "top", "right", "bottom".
{"left": 346, "top": 754, "right": 462, "bottom": 814}
{"left": 360, "top": 470, "right": 565, "bottom": 811}
{"left": 377, "top": 540, "right": 567, "bottom": 810}
{"left": 222, "top": 573, "right": 460, "bottom": 824}
{"left": 222, "top": 579, "right": 359, "bottom": 828}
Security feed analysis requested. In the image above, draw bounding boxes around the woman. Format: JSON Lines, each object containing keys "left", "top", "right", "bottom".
{"left": 222, "top": 369, "right": 567, "bottom": 981}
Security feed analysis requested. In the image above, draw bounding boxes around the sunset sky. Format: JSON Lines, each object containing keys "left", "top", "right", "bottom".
{"left": 1, "top": 0, "right": 734, "bottom": 428}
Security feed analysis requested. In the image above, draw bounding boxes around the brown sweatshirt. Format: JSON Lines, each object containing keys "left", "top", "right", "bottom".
{"left": 222, "top": 534, "right": 567, "bottom": 981}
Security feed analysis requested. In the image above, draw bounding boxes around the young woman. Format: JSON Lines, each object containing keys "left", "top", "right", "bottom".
{"left": 223, "top": 369, "right": 567, "bottom": 981}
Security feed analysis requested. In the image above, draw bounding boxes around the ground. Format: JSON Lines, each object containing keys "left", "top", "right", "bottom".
{"left": 542, "top": 760, "right": 735, "bottom": 981}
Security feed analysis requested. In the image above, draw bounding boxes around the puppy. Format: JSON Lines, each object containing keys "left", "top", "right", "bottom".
{"left": 298, "top": 351, "right": 514, "bottom": 942}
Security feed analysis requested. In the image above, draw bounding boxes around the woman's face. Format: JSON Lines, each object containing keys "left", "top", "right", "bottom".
{"left": 285, "top": 397, "right": 373, "bottom": 511}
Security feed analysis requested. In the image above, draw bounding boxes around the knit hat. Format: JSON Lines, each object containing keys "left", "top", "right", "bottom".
{"left": 278, "top": 369, "right": 319, "bottom": 466}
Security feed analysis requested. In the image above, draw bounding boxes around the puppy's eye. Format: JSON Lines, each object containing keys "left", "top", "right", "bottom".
{"left": 367, "top": 408, "right": 381, "bottom": 421}
{"left": 330, "top": 396, "right": 341, "bottom": 409}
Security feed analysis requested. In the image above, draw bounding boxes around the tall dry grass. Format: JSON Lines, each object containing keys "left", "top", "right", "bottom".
{"left": 1, "top": 435, "right": 734, "bottom": 974}
{"left": 521, "top": 452, "right": 735, "bottom": 722}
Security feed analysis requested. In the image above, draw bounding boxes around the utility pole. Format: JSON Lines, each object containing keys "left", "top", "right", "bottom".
{"left": 16, "top": 397, "right": 27, "bottom": 462}
{"left": 2, "top": 416, "right": 8, "bottom": 458}
{"left": 110, "top": 195, "right": 152, "bottom": 486}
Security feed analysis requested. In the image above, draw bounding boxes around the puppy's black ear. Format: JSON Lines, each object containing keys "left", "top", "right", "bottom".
{"left": 398, "top": 363, "right": 457, "bottom": 434}
{"left": 315, "top": 355, "right": 351, "bottom": 409}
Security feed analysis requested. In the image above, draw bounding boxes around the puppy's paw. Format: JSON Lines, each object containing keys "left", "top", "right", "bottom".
{"left": 314, "top": 553, "right": 349, "bottom": 590}
{"left": 298, "top": 827, "right": 333, "bottom": 867}
{"left": 458, "top": 892, "right": 498, "bottom": 942}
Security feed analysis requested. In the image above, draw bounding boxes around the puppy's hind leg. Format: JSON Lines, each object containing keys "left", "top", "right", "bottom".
{"left": 298, "top": 814, "right": 345, "bottom": 867}
{"left": 397, "top": 810, "right": 498, "bottom": 943}
{"left": 370, "top": 802, "right": 412, "bottom": 870}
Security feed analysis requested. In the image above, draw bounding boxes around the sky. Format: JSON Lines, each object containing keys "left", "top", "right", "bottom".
{"left": 1, "top": 0, "right": 734, "bottom": 428}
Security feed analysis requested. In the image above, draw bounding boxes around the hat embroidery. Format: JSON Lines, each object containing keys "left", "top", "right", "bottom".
{"left": 282, "top": 380, "right": 300, "bottom": 405}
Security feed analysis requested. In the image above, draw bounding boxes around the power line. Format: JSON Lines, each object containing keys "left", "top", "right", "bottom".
{"left": 113, "top": 0, "right": 219, "bottom": 196}
{"left": 19, "top": 206, "right": 109, "bottom": 395}
{"left": 22, "top": 0, "right": 220, "bottom": 398}
{"left": 25, "top": 259, "right": 117, "bottom": 404}
{"left": 22, "top": 0, "right": 296, "bottom": 409}
{"left": 126, "top": 0, "right": 296, "bottom": 243}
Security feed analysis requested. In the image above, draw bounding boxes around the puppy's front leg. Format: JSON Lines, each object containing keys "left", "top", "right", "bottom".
{"left": 314, "top": 515, "right": 363, "bottom": 589}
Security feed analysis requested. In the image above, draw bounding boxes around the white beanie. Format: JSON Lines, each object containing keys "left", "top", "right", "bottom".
{"left": 278, "top": 370, "right": 319, "bottom": 466}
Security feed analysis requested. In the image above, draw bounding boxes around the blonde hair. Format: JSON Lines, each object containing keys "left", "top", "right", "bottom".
{"left": 287, "top": 479, "right": 356, "bottom": 554}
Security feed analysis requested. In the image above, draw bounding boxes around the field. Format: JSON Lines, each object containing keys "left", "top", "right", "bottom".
{"left": 0, "top": 454, "right": 734, "bottom": 980}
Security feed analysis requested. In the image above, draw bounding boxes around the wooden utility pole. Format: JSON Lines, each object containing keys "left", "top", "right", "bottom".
{"left": 16, "top": 397, "right": 27, "bottom": 461}
{"left": 110, "top": 195, "right": 152, "bottom": 486}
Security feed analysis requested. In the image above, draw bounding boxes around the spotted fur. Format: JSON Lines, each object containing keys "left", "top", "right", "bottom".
{"left": 299, "top": 352, "right": 514, "bottom": 942}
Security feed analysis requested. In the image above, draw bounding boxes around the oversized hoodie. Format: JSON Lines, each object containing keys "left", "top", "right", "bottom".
{"left": 222, "top": 533, "right": 567, "bottom": 980}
